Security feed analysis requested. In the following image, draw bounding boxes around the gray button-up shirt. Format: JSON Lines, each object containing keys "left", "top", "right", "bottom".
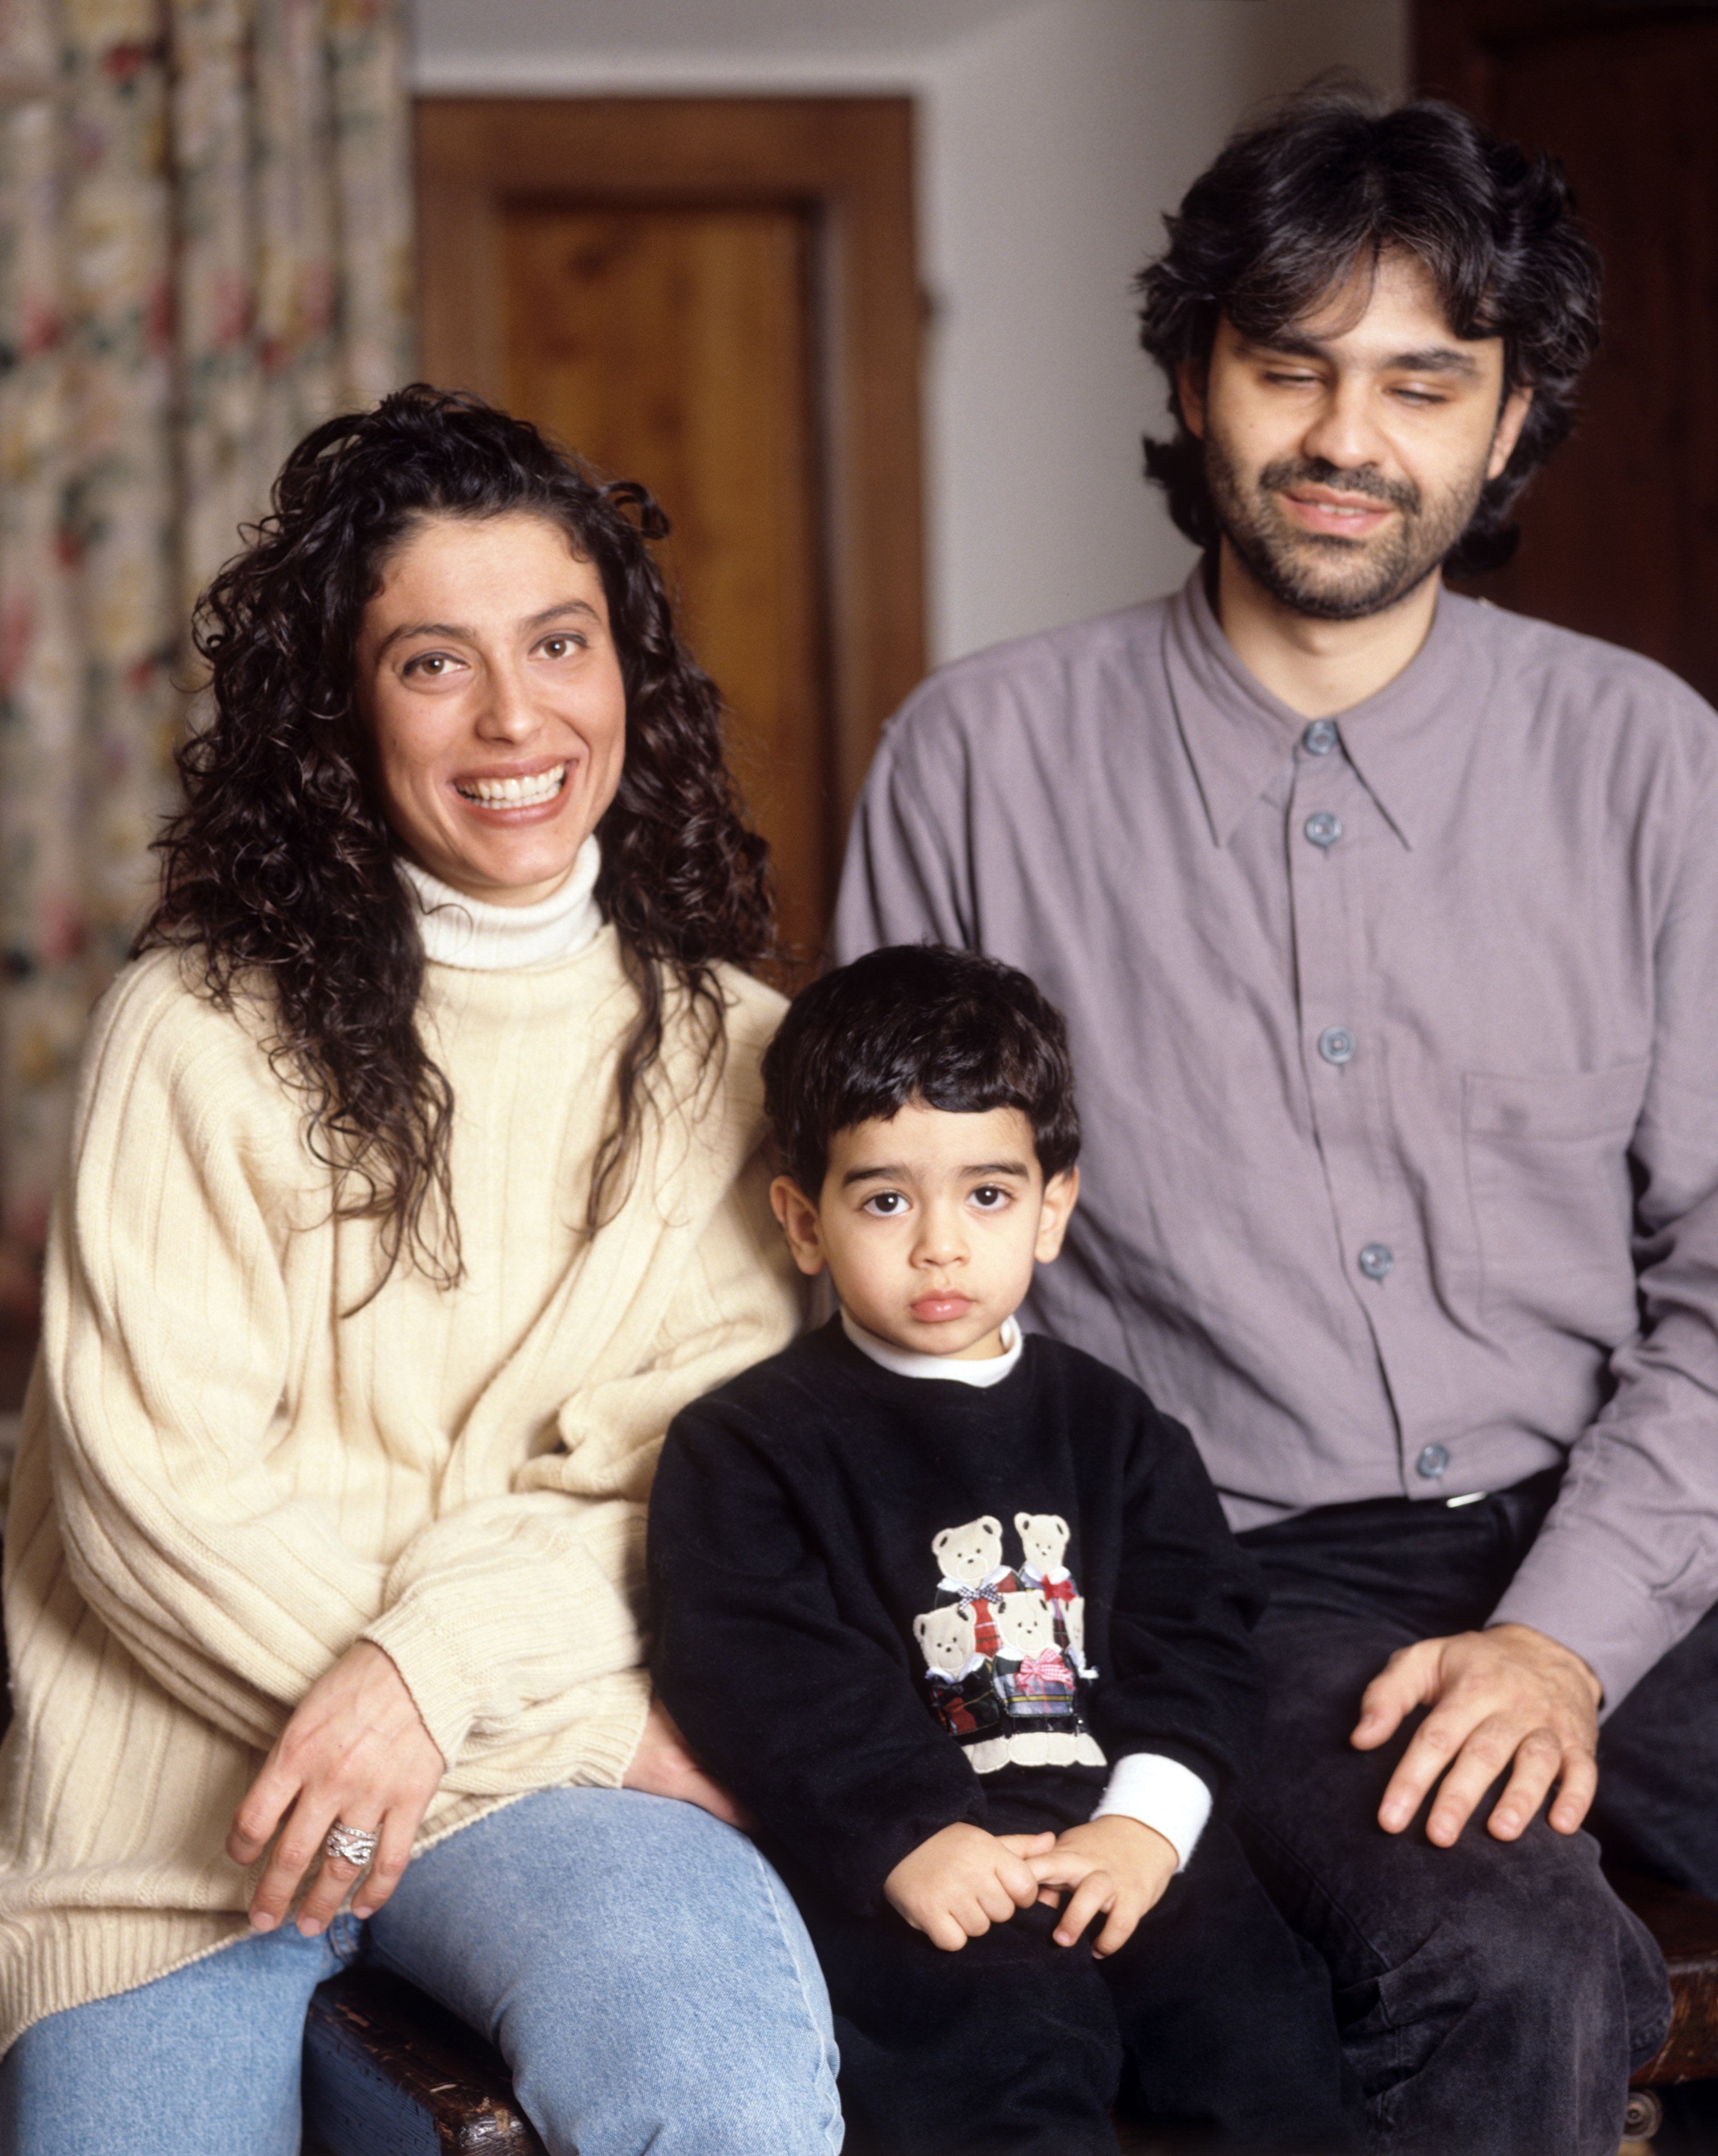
{"left": 832, "top": 570, "right": 1718, "bottom": 1709}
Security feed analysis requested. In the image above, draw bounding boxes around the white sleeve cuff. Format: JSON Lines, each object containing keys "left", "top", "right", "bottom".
{"left": 1090, "top": 1752, "right": 1213, "bottom": 1871}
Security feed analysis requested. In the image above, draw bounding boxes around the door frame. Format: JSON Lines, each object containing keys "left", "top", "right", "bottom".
{"left": 415, "top": 95, "right": 925, "bottom": 841}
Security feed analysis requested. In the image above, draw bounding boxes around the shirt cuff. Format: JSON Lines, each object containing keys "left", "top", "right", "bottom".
{"left": 1090, "top": 1753, "right": 1212, "bottom": 1870}
{"left": 1489, "top": 1530, "right": 1686, "bottom": 1717}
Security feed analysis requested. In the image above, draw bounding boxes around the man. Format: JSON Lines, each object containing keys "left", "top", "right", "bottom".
{"left": 832, "top": 87, "right": 1718, "bottom": 2155}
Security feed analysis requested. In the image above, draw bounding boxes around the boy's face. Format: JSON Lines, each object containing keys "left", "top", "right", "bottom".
{"left": 770, "top": 1100, "right": 1079, "bottom": 1361}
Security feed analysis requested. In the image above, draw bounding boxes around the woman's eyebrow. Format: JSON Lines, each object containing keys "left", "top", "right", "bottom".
{"left": 524, "top": 598, "right": 604, "bottom": 630}
{"left": 375, "top": 618, "right": 468, "bottom": 656}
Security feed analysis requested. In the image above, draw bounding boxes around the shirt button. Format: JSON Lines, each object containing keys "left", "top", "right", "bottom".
{"left": 1416, "top": 1443, "right": 1450, "bottom": 1479}
{"left": 1304, "top": 811, "right": 1342, "bottom": 849}
{"left": 1303, "top": 720, "right": 1339, "bottom": 756}
{"left": 1358, "top": 1242, "right": 1394, "bottom": 1281}
{"left": 1318, "top": 1026, "right": 1355, "bottom": 1066}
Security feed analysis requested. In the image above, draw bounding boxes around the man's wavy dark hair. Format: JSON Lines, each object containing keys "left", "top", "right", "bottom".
{"left": 137, "top": 384, "right": 774, "bottom": 1296}
{"left": 763, "top": 944, "right": 1081, "bottom": 1199}
{"left": 1136, "top": 83, "right": 1603, "bottom": 576}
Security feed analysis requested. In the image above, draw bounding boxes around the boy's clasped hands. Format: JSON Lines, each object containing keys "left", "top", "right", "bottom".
{"left": 885, "top": 1814, "right": 1180, "bottom": 1958}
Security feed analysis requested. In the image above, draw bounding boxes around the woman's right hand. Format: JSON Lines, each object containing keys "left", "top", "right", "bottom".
{"left": 228, "top": 1639, "right": 445, "bottom": 1935}
{"left": 622, "top": 1697, "right": 749, "bottom": 1827}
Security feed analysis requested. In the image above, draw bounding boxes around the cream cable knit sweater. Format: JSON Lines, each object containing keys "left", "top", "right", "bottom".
{"left": 0, "top": 927, "right": 801, "bottom": 2052}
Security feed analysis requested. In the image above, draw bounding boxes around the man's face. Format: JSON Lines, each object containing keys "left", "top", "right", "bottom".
{"left": 1178, "top": 250, "right": 1533, "bottom": 621}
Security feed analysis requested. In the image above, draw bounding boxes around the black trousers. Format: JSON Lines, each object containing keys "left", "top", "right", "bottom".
{"left": 1239, "top": 1472, "right": 1714, "bottom": 2156}
{"left": 777, "top": 1816, "right": 1362, "bottom": 2156}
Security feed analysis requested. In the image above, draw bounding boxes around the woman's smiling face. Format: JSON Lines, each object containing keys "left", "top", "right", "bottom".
{"left": 356, "top": 511, "right": 628, "bottom": 906}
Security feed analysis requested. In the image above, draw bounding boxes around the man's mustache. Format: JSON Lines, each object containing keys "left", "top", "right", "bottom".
{"left": 1258, "top": 457, "right": 1421, "bottom": 517}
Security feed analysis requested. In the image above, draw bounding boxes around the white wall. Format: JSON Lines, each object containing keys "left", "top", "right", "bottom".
{"left": 412, "top": 0, "right": 1408, "bottom": 664}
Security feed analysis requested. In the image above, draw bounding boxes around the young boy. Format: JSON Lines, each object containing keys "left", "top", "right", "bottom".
{"left": 647, "top": 946, "right": 1358, "bottom": 2155}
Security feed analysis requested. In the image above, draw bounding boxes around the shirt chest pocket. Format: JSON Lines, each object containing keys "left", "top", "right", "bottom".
{"left": 1462, "top": 1062, "right": 1649, "bottom": 1340}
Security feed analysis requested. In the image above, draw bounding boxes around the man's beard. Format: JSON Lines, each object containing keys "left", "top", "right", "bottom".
{"left": 1202, "top": 427, "right": 1488, "bottom": 622}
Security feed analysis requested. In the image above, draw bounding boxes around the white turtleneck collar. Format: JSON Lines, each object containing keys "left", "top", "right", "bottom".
{"left": 840, "top": 1309, "right": 1024, "bottom": 1388}
{"left": 398, "top": 839, "right": 603, "bottom": 971}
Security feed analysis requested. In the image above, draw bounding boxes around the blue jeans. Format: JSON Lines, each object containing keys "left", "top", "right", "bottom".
{"left": 0, "top": 1788, "right": 843, "bottom": 2156}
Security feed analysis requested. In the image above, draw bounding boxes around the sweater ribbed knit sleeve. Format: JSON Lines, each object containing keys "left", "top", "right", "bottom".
{"left": 45, "top": 963, "right": 388, "bottom": 1751}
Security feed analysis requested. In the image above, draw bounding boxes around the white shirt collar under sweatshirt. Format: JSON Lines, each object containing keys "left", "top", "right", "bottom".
{"left": 840, "top": 1308, "right": 1023, "bottom": 1387}
{"left": 398, "top": 839, "right": 603, "bottom": 971}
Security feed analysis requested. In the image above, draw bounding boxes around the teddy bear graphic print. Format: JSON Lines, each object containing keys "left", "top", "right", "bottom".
{"left": 911, "top": 1513, "right": 1108, "bottom": 1774}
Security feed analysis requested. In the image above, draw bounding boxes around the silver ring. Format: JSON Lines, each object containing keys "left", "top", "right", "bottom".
{"left": 325, "top": 1821, "right": 380, "bottom": 1868}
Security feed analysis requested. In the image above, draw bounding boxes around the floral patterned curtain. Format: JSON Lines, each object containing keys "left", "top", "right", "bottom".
{"left": 0, "top": 0, "right": 411, "bottom": 1317}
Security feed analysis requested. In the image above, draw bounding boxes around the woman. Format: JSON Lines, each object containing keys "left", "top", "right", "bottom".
{"left": 0, "top": 388, "right": 839, "bottom": 2154}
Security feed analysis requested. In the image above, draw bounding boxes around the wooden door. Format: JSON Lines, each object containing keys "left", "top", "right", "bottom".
{"left": 1417, "top": 3, "right": 1718, "bottom": 702}
{"left": 415, "top": 99, "right": 925, "bottom": 965}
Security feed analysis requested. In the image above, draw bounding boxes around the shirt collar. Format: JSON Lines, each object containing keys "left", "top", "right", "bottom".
{"left": 398, "top": 838, "right": 603, "bottom": 970}
{"left": 1163, "top": 565, "right": 1484, "bottom": 852}
{"left": 840, "top": 1309, "right": 1024, "bottom": 1387}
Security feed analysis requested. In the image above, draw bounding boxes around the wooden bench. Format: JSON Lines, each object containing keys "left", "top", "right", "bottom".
{"left": 299, "top": 1871, "right": 1718, "bottom": 2155}
{"left": 1615, "top": 1868, "right": 1718, "bottom": 2150}
{"left": 302, "top": 1963, "right": 545, "bottom": 2155}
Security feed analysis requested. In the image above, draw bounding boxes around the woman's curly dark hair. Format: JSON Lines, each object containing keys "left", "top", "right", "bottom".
{"left": 1136, "top": 83, "right": 1603, "bottom": 576}
{"left": 137, "top": 384, "right": 774, "bottom": 1297}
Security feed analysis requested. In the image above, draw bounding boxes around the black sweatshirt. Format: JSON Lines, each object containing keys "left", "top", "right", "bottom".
{"left": 649, "top": 1318, "right": 1266, "bottom": 1914}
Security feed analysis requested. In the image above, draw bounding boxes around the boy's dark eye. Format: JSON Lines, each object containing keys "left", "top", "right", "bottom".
{"left": 970, "top": 1186, "right": 1008, "bottom": 1209}
{"left": 863, "top": 1192, "right": 907, "bottom": 1216}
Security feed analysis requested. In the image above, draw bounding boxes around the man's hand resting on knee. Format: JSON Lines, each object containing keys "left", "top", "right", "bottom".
{"left": 1352, "top": 1622, "right": 1602, "bottom": 1847}
{"left": 884, "top": 1822, "right": 1054, "bottom": 1951}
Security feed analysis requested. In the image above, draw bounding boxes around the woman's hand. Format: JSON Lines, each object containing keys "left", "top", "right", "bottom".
{"left": 228, "top": 1640, "right": 445, "bottom": 1935}
{"left": 622, "top": 1697, "right": 749, "bottom": 1827}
